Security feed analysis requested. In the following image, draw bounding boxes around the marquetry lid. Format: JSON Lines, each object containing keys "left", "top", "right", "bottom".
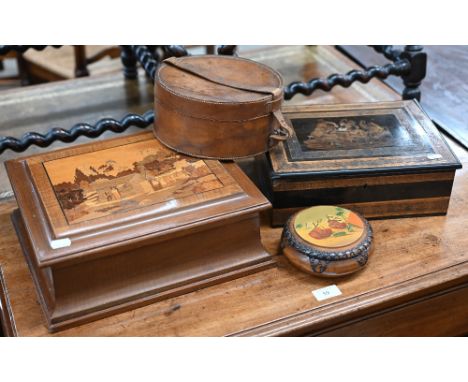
{"left": 281, "top": 206, "right": 373, "bottom": 277}
{"left": 269, "top": 101, "right": 462, "bottom": 178}
{"left": 5, "top": 132, "right": 271, "bottom": 267}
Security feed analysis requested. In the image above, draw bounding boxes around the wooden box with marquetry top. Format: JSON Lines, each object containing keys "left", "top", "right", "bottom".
{"left": 263, "top": 101, "right": 462, "bottom": 226}
{"left": 5, "top": 132, "right": 274, "bottom": 332}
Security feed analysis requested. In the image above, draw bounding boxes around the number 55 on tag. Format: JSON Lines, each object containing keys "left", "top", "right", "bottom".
{"left": 312, "top": 285, "right": 342, "bottom": 301}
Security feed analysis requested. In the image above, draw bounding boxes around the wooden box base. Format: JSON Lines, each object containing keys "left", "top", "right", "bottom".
{"left": 12, "top": 209, "right": 274, "bottom": 332}
{"left": 269, "top": 171, "right": 454, "bottom": 227}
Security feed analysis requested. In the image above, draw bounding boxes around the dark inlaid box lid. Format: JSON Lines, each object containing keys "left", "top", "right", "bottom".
{"left": 269, "top": 100, "right": 462, "bottom": 179}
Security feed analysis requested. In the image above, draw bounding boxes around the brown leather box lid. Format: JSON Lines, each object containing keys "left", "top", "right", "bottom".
{"left": 154, "top": 55, "right": 293, "bottom": 160}
{"left": 155, "top": 55, "right": 284, "bottom": 121}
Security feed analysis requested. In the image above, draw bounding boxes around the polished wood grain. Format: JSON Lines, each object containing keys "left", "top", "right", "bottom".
{"left": 0, "top": 46, "right": 466, "bottom": 336}
{"left": 0, "top": 154, "right": 467, "bottom": 335}
{"left": 0, "top": 267, "right": 16, "bottom": 336}
{"left": 315, "top": 284, "right": 468, "bottom": 336}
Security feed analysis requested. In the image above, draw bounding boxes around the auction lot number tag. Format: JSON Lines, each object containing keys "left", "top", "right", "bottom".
{"left": 312, "top": 285, "right": 342, "bottom": 301}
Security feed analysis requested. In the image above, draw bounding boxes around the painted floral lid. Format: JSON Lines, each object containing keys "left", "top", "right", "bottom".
{"left": 293, "top": 206, "right": 365, "bottom": 248}
{"left": 282, "top": 205, "right": 373, "bottom": 277}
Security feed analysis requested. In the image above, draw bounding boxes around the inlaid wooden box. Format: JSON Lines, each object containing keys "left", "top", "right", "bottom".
{"left": 6, "top": 132, "right": 273, "bottom": 332}
{"left": 263, "top": 101, "right": 462, "bottom": 226}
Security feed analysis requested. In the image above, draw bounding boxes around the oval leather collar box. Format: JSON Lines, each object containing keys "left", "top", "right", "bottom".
{"left": 281, "top": 206, "right": 373, "bottom": 277}
{"left": 154, "top": 55, "right": 293, "bottom": 159}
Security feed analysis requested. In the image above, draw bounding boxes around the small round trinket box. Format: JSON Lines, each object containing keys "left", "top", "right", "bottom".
{"left": 281, "top": 205, "right": 373, "bottom": 277}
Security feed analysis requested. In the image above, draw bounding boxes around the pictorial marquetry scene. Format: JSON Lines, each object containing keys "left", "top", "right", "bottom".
{"left": 44, "top": 140, "right": 225, "bottom": 224}
{"left": 293, "top": 114, "right": 412, "bottom": 151}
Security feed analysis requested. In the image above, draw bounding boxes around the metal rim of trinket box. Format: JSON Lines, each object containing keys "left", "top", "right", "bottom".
{"left": 281, "top": 205, "right": 373, "bottom": 277}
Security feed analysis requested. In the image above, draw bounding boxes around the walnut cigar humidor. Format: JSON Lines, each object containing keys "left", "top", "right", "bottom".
{"left": 6, "top": 132, "right": 273, "bottom": 332}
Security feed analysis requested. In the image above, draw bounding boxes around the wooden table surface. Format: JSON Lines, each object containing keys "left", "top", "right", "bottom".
{"left": 0, "top": 46, "right": 467, "bottom": 336}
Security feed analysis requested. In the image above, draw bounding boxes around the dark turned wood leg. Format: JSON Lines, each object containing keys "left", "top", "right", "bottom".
{"left": 74, "top": 46, "right": 90, "bottom": 78}
{"left": 16, "top": 53, "right": 30, "bottom": 86}
{"left": 165, "top": 45, "right": 189, "bottom": 57}
{"left": 120, "top": 45, "right": 138, "bottom": 80}
{"left": 217, "top": 45, "right": 237, "bottom": 55}
{"left": 401, "top": 45, "right": 426, "bottom": 101}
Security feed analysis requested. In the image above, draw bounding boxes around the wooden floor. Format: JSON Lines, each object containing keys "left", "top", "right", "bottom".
{"left": 23, "top": 45, "right": 122, "bottom": 80}
{"left": 0, "top": 46, "right": 467, "bottom": 336}
{"left": 0, "top": 58, "right": 21, "bottom": 91}
{"left": 341, "top": 45, "right": 468, "bottom": 149}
